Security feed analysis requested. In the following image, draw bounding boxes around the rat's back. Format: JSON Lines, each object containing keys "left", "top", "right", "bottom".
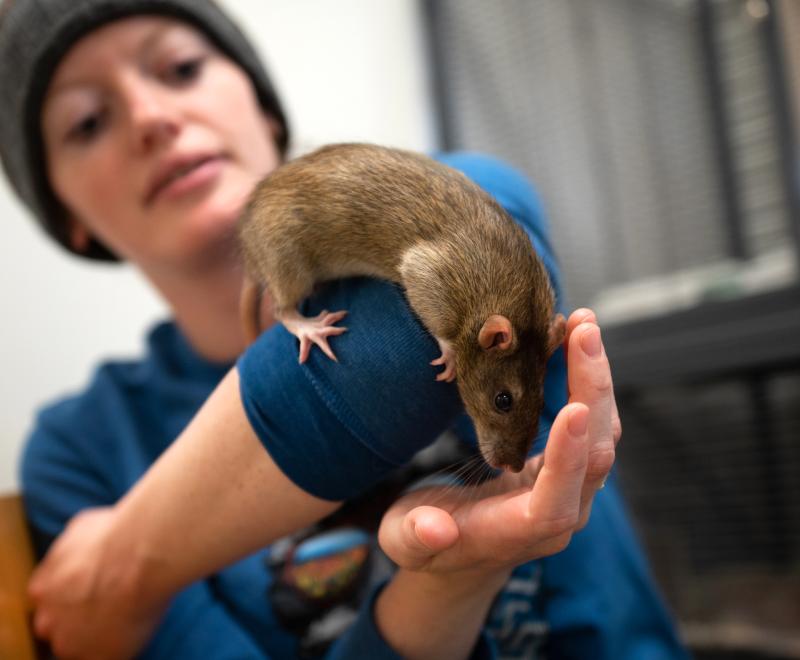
{"left": 238, "top": 143, "right": 522, "bottom": 285}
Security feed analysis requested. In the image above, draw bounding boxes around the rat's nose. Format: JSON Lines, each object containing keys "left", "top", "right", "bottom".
{"left": 491, "top": 457, "right": 526, "bottom": 473}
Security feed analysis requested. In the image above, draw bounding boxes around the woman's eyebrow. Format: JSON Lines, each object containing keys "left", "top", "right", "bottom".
{"left": 45, "top": 79, "right": 90, "bottom": 103}
{"left": 138, "top": 22, "right": 186, "bottom": 56}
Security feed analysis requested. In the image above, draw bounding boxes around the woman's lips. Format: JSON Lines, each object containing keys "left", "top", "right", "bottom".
{"left": 148, "top": 156, "right": 226, "bottom": 205}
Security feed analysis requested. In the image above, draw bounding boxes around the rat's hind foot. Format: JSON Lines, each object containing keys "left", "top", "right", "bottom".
{"left": 281, "top": 309, "right": 348, "bottom": 363}
{"left": 431, "top": 338, "right": 456, "bottom": 382}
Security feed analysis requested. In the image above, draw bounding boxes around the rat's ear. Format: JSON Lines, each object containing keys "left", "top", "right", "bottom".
{"left": 478, "top": 314, "right": 515, "bottom": 351}
{"left": 547, "top": 313, "right": 567, "bottom": 356}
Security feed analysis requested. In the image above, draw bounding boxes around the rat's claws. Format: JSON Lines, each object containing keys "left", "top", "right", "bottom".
{"left": 431, "top": 338, "right": 456, "bottom": 382}
{"left": 281, "top": 309, "right": 349, "bottom": 363}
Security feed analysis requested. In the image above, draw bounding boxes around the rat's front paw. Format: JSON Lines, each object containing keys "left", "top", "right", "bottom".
{"left": 431, "top": 338, "right": 456, "bottom": 382}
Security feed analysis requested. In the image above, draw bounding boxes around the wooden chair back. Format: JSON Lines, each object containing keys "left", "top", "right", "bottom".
{"left": 0, "top": 494, "right": 39, "bottom": 660}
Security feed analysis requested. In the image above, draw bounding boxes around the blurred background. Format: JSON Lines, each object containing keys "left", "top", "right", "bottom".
{"left": 2, "top": 0, "right": 798, "bottom": 657}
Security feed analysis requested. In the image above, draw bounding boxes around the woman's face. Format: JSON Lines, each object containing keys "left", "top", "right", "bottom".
{"left": 41, "top": 16, "right": 282, "bottom": 271}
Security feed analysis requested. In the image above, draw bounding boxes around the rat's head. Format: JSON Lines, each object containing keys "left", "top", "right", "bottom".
{"left": 456, "top": 313, "right": 565, "bottom": 472}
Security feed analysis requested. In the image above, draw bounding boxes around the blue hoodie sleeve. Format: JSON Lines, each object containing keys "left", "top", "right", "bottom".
{"left": 237, "top": 274, "right": 465, "bottom": 501}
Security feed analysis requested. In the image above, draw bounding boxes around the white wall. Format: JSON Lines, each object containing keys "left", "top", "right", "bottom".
{"left": 0, "top": 0, "right": 436, "bottom": 493}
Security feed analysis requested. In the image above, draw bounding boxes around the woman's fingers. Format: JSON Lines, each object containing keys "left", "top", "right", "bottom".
{"left": 32, "top": 610, "right": 53, "bottom": 638}
{"left": 567, "top": 321, "right": 617, "bottom": 528}
{"left": 379, "top": 505, "right": 460, "bottom": 570}
{"left": 523, "top": 403, "right": 589, "bottom": 554}
{"left": 380, "top": 402, "right": 600, "bottom": 572}
{"left": 566, "top": 309, "right": 622, "bottom": 447}
{"left": 563, "top": 308, "right": 595, "bottom": 366}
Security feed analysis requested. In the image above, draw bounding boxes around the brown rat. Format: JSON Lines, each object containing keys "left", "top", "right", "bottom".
{"left": 238, "top": 143, "right": 565, "bottom": 472}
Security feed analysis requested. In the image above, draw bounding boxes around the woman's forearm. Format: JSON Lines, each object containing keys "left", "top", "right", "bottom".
{"left": 375, "top": 567, "right": 508, "bottom": 660}
{"left": 108, "top": 367, "right": 341, "bottom": 607}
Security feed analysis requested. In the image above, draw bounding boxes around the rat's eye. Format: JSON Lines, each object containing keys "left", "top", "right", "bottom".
{"left": 494, "top": 391, "right": 513, "bottom": 413}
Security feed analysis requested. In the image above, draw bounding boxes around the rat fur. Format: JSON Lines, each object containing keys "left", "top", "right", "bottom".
{"left": 238, "top": 143, "right": 565, "bottom": 471}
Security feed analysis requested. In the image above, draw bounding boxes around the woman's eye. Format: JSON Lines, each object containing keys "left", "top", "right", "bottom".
{"left": 69, "top": 111, "right": 105, "bottom": 143}
{"left": 168, "top": 57, "right": 205, "bottom": 84}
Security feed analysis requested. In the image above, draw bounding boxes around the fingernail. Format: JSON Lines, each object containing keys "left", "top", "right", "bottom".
{"left": 581, "top": 326, "right": 601, "bottom": 357}
{"left": 568, "top": 407, "right": 588, "bottom": 437}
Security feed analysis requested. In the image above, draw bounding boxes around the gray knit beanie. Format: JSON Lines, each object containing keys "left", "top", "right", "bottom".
{"left": 0, "top": 0, "right": 290, "bottom": 261}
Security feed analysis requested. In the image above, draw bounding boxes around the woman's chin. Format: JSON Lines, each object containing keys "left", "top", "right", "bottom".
{"left": 153, "top": 175, "right": 257, "bottom": 266}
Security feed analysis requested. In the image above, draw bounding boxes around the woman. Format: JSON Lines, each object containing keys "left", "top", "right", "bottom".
{"left": 1, "top": 1, "right": 687, "bottom": 658}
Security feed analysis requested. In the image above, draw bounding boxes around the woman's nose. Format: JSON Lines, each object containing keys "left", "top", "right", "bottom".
{"left": 124, "top": 80, "right": 181, "bottom": 153}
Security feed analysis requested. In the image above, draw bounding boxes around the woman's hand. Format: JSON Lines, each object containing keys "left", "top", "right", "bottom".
{"left": 28, "top": 506, "right": 167, "bottom": 660}
{"left": 373, "top": 310, "right": 619, "bottom": 659}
